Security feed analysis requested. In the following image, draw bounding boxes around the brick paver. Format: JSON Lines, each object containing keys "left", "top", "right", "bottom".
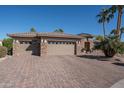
{"left": 0, "top": 55, "right": 124, "bottom": 88}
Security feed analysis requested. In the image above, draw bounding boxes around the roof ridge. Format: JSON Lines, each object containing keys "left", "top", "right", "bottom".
{"left": 7, "top": 32, "right": 83, "bottom": 39}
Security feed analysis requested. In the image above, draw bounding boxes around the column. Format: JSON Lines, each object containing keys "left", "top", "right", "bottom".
{"left": 40, "top": 39, "right": 48, "bottom": 56}
{"left": 13, "top": 40, "right": 20, "bottom": 56}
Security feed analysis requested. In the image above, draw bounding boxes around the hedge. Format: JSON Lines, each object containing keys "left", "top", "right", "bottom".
{"left": 0, "top": 46, "right": 7, "bottom": 58}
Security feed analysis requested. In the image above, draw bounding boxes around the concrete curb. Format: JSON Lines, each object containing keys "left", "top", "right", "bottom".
{"left": 111, "top": 79, "right": 124, "bottom": 88}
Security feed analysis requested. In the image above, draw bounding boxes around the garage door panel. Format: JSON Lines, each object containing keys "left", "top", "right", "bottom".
{"left": 47, "top": 44, "right": 75, "bottom": 55}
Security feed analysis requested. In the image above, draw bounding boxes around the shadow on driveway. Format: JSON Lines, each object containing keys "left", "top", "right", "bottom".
{"left": 77, "top": 55, "right": 124, "bottom": 67}
{"left": 77, "top": 55, "right": 112, "bottom": 61}
{"left": 112, "top": 62, "right": 124, "bottom": 67}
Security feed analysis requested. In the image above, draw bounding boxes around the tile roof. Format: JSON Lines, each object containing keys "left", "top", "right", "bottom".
{"left": 7, "top": 32, "right": 37, "bottom": 37}
{"left": 7, "top": 32, "right": 83, "bottom": 39}
{"left": 77, "top": 33, "right": 94, "bottom": 38}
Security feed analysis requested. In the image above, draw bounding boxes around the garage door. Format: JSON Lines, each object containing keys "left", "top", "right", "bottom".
{"left": 47, "top": 41, "right": 75, "bottom": 55}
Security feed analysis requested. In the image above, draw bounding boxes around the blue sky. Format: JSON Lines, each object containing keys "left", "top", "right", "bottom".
{"left": 0, "top": 5, "right": 124, "bottom": 40}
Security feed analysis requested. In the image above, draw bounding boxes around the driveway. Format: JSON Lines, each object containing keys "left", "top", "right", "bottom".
{"left": 0, "top": 55, "right": 124, "bottom": 88}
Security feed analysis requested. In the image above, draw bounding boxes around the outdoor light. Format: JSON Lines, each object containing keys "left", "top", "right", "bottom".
{"left": 41, "top": 39, "right": 44, "bottom": 43}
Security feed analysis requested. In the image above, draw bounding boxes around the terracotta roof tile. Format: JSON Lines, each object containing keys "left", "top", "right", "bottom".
{"left": 7, "top": 32, "right": 83, "bottom": 39}
{"left": 77, "top": 33, "right": 94, "bottom": 38}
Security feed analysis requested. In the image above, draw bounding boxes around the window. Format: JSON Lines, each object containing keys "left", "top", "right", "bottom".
{"left": 48, "top": 41, "right": 51, "bottom": 44}
{"left": 59, "top": 42, "right": 62, "bottom": 44}
{"left": 29, "top": 41, "right": 32, "bottom": 44}
{"left": 48, "top": 41, "right": 53, "bottom": 44}
{"left": 25, "top": 41, "right": 28, "bottom": 44}
{"left": 20, "top": 41, "right": 32, "bottom": 44}
{"left": 20, "top": 41, "right": 23, "bottom": 44}
{"left": 72, "top": 42, "right": 75, "bottom": 44}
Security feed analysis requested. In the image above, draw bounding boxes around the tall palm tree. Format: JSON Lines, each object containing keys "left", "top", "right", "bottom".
{"left": 54, "top": 28, "right": 64, "bottom": 33}
{"left": 110, "top": 29, "right": 116, "bottom": 35}
{"left": 108, "top": 5, "right": 124, "bottom": 37}
{"left": 96, "top": 9, "right": 111, "bottom": 38}
{"left": 120, "top": 27, "right": 124, "bottom": 39}
{"left": 110, "top": 27, "right": 124, "bottom": 40}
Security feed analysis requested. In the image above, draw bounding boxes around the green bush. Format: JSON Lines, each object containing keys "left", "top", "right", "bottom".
{"left": 94, "top": 35, "right": 124, "bottom": 57}
{"left": 3, "top": 38, "right": 13, "bottom": 55}
{"left": 0, "top": 46, "right": 7, "bottom": 58}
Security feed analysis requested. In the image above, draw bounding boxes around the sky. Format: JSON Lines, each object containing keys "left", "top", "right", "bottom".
{"left": 0, "top": 5, "right": 124, "bottom": 40}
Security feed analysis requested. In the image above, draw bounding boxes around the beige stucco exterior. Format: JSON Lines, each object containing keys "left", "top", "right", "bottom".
{"left": 12, "top": 37, "right": 81, "bottom": 56}
{"left": 8, "top": 32, "right": 94, "bottom": 56}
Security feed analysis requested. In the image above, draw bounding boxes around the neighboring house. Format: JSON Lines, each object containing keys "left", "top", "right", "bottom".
{"left": 78, "top": 33, "right": 94, "bottom": 51}
{"left": 7, "top": 32, "right": 94, "bottom": 56}
{"left": 0, "top": 40, "right": 2, "bottom": 46}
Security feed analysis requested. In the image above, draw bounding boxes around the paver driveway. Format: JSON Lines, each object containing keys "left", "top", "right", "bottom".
{"left": 0, "top": 55, "right": 124, "bottom": 88}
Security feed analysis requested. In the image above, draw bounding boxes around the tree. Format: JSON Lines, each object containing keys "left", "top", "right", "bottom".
{"left": 95, "top": 35, "right": 104, "bottom": 42}
{"left": 110, "top": 27, "right": 124, "bottom": 40}
{"left": 110, "top": 29, "right": 116, "bottom": 35}
{"left": 2, "top": 38, "right": 13, "bottom": 55}
{"left": 30, "top": 27, "right": 36, "bottom": 32}
{"left": 108, "top": 5, "right": 124, "bottom": 37}
{"left": 120, "top": 27, "right": 124, "bottom": 39}
{"left": 54, "top": 28, "right": 64, "bottom": 33}
{"left": 95, "top": 28, "right": 124, "bottom": 57}
{"left": 96, "top": 9, "right": 112, "bottom": 38}
{"left": 98, "top": 35, "right": 124, "bottom": 57}
{"left": 95, "top": 6, "right": 124, "bottom": 57}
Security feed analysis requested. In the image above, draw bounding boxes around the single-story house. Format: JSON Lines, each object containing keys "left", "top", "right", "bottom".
{"left": 7, "top": 32, "right": 94, "bottom": 56}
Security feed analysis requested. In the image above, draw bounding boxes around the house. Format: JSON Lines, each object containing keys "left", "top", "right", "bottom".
{"left": 7, "top": 32, "right": 94, "bottom": 56}
{"left": 0, "top": 40, "right": 2, "bottom": 46}
{"left": 77, "top": 33, "right": 94, "bottom": 51}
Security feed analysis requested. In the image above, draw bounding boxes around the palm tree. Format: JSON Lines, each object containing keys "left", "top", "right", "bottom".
{"left": 30, "top": 27, "right": 36, "bottom": 32}
{"left": 120, "top": 27, "right": 124, "bottom": 39}
{"left": 108, "top": 5, "right": 124, "bottom": 37}
{"left": 96, "top": 9, "right": 112, "bottom": 39}
{"left": 96, "top": 6, "right": 124, "bottom": 57}
{"left": 110, "top": 29, "right": 116, "bottom": 35}
{"left": 54, "top": 28, "right": 64, "bottom": 33}
{"left": 110, "top": 27, "right": 124, "bottom": 40}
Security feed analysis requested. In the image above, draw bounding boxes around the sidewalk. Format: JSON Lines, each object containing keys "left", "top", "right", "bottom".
{"left": 111, "top": 56, "right": 124, "bottom": 88}
{"left": 111, "top": 79, "right": 124, "bottom": 88}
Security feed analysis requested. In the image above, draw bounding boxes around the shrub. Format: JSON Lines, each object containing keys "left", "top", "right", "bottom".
{"left": 0, "top": 46, "right": 7, "bottom": 58}
{"left": 94, "top": 35, "right": 124, "bottom": 57}
{"left": 2, "top": 38, "right": 13, "bottom": 55}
